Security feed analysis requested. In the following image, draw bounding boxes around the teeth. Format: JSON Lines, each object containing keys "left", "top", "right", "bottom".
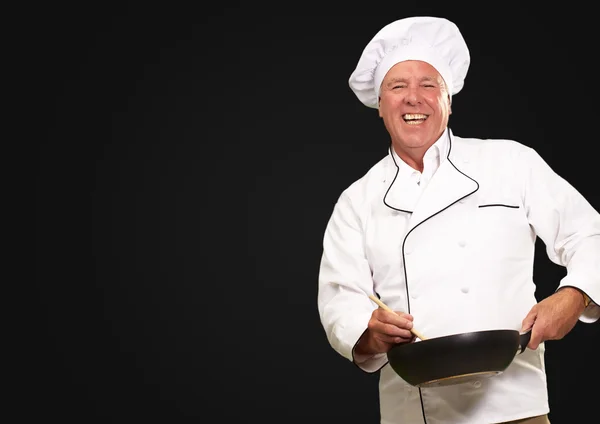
{"left": 403, "top": 114, "right": 428, "bottom": 120}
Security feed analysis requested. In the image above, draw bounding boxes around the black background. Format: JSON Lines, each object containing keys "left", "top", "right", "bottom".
{"left": 28, "top": 2, "right": 599, "bottom": 423}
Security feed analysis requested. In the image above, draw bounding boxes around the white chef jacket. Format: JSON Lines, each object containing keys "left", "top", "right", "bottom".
{"left": 317, "top": 128, "right": 600, "bottom": 424}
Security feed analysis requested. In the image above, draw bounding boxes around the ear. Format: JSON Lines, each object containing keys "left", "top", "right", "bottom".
{"left": 378, "top": 97, "right": 382, "bottom": 117}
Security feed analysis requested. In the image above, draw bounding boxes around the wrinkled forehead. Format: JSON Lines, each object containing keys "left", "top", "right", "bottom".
{"left": 381, "top": 60, "right": 447, "bottom": 87}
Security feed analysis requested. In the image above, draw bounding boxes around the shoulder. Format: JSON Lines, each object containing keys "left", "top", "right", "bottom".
{"left": 337, "top": 154, "right": 391, "bottom": 211}
{"left": 451, "top": 133, "right": 536, "bottom": 163}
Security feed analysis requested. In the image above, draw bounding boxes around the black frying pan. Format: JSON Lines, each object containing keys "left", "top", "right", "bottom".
{"left": 369, "top": 295, "right": 532, "bottom": 388}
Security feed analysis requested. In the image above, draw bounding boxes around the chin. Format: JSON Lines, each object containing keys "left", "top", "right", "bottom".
{"left": 400, "top": 134, "right": 430, "bottom": 148}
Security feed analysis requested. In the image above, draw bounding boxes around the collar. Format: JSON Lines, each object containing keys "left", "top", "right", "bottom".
{"left": 390, "top": 127, "right": 450, "bottom": 181}
{"left": 383, "top": 128, "right": 479, "bottom": 219}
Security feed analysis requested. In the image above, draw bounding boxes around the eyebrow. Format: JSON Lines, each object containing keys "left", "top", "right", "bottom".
{"left": 386, "top": 76, "right": 438, "bottom": 87}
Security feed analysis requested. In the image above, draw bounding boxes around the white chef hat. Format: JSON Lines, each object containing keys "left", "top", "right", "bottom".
{"left": 349, "top": 16, "right": 471, "bottom": 109}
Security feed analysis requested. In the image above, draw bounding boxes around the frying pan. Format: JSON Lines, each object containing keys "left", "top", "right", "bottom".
{"left": 369, "top": 295, "right": 532, "bottom": 388}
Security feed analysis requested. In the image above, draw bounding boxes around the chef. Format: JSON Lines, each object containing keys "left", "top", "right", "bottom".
{"left": 317, "top": 16, "right": 600, "bottom": 424}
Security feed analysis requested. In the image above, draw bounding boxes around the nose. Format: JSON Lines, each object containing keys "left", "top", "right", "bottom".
{"left": 404, "top": 88, "right": 421, "bottom": 105}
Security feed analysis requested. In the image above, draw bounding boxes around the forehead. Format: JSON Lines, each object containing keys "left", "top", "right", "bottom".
{"left": 383, "top": 60, "right": 443, "bottom": 82}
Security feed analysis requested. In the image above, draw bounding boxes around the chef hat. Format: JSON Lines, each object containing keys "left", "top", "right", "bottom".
{"left": 349, "top": 16, "right": 470, "bottom": 108}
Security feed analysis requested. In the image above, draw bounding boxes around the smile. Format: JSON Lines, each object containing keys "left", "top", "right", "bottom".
{"left": 403, "top": 113, "right": 428, "bottom": 125}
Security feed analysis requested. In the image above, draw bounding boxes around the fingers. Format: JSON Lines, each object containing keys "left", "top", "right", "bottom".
{"left": 377, "top": 322, "right": 414, "bottom": 340}
{"left": 374, "top": 308, "right": 414, "bottom": 329}
{"left": 360, "top": 308, "right": 416, "bottom": 353}
{"left": 521, "top": 308, "right": 541, "bottom": 349}
{"left": 521, "top": 309, "right": 536, "bottom": 334}
{"left": 374, "top": 332, "right": 415, "bottom": 345}
{"left": 528, "top": 326, "right": 542, "bottom": 350}
{"left": 369, "top": 308, "right": 415, "bottom": 340}
{"left": 527, "top": 312, "right": 544, "bottom": 350}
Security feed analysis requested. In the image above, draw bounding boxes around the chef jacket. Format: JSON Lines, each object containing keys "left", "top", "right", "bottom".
{"left": 317, "top": 128, "right": 600, "bottom": 424}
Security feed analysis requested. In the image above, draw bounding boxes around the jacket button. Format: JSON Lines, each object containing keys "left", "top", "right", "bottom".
{"left": 472, "top": 380, "right": 482, "bottom": 388}
{"left": 410, "top": 292, "right": 419, "bottom": 299}
{"left": 461, "top": 287, "right": 469, "bottom": 294}
{"left": 458, "top": 240, "right": 467, "bottom": 247}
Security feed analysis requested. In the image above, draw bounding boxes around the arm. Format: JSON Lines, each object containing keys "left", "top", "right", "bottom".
{"left": 519, "top": 146, "right": 600, "bottom": 347}
{"left": 317, "top": 192, "right": 413, "bottom": 371}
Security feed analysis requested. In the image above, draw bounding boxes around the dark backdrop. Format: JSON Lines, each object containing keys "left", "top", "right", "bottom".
{"left": 29, "top": 3, "right": 599, "bottom": 423}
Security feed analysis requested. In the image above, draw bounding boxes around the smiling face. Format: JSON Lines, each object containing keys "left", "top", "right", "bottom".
{"left": 378, "top": 60, "right": 451, "bottom": 164}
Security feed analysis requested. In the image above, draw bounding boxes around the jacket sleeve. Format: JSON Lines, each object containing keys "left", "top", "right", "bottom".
{"left": 317, "top": 191, "right": 388, "bottom": 371}
{"left": 521, "top": 146, "right": 600, "bottom": 322}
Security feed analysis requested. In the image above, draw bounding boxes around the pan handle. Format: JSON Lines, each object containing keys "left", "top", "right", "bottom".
{"left": 518, "top": 328, "right": 532, "bottom": 354}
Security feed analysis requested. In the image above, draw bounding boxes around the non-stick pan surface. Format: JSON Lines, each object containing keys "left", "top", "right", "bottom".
{"left": 387, "top": 329, "right": 531, "bottom": 388}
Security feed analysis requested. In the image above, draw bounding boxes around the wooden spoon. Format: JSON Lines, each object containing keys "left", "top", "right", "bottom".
{"left": 368, "top": 294, "right": 427, "bottom": 341}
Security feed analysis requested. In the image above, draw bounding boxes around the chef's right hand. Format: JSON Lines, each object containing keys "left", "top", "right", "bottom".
{"left": 355, "top": 308, "right": 415, "bottom": 355}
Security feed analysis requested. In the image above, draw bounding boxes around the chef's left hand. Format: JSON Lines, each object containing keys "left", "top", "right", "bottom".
{"left": 521, "top": 287, "right": 587, "bottom": 350}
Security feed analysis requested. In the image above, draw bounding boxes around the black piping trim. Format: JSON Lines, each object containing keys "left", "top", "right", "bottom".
{"left": 351, "top": 328, "right": 391, "bottom": 374}
{"left": 383, "top": 146, "right": 414, "bottom": 213}
{"left": 396, "top": 129, "right": 480, "bottom": 424}
{"left": 363, "top": 130, "right": 481, "bottom": 422}
{"left": 478, "top": 204, "right": 519, "bottom": 209}
{"left": 419, "top": 399, "right": 427, "bottom": 423}
{"left": 353, "top": 359, "right": 390, "bottom": 374}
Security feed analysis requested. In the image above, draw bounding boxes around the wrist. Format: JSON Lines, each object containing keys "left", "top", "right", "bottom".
{"left": 355, "top": 330, "right": 376, "bottom": 356}
{"left": 560, "top": 286, "right": 591, "bottom": 308}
